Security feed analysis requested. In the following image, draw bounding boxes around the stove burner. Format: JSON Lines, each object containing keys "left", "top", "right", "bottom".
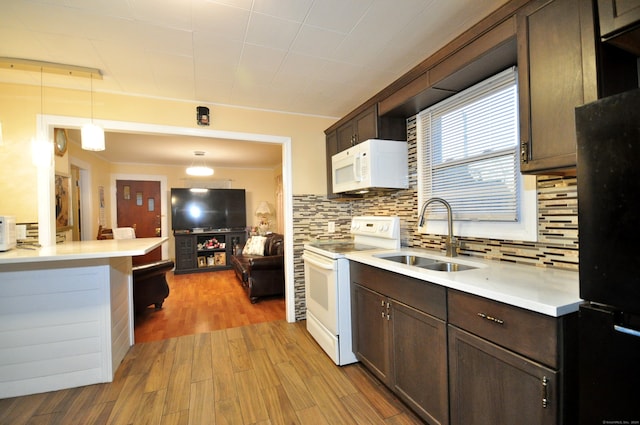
{"left": 305, "top": 240, "right": 380, "bottom": 254}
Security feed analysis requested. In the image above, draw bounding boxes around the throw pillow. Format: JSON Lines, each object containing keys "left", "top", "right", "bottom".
{"left": 242, "top": 237, "right": 253, "bottom": 255}
{"left": 243, "top": 236, "right": 267, "bottom": 256}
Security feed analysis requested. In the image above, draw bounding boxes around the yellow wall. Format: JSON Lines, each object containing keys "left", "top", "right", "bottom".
{"left": 0, "top": 82, "right": 336, "bottom": 224}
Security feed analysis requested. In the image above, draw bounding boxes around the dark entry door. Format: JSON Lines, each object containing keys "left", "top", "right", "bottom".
{"left": 116, "top": 180, "right": 161, "bottom": 265}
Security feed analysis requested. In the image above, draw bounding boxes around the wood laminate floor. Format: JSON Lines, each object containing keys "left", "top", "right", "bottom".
{"left": 0, "top": 271, "right": 425, "bottom": 424}
{"left": 135, "top": 270, "right": 287, "bottom": 343}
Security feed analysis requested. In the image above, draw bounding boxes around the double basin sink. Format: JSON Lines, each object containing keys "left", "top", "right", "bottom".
{"left": 374, "top": 253, "right": 479, "bottom": 272}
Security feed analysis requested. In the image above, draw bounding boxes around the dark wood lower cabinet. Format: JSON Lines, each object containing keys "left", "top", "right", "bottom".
{"left": 448, "top": 325, "right": 558, "bottom": 425}
{"left": 351, "top": 263, "right": 576, "bottom": 425}
{"left": 352, "top": 284, "right": 392, "bottom": 384}
{"left": 392, "top": 301, "right": 448, "bottom": 425}
{"left": 351, "top": 265, "right": 448, "bottom": 425}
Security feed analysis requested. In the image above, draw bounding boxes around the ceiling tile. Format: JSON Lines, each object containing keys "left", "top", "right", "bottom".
{"left": 237, "top": 44, "right": 287, "bottom": 84}
{"left": 245, "top": 13, "right": 301, "bottom": 51}
{"left": 135, "top": 22, "right": 194, "bottom": 57}
{"left": 290, "top": 25, "right": 346, "bottom": 58}
{"left": 305, "top": 0, "right": 373, "bottom": 33}
{"left": 192, "top": 1, "right": 250, "bottom": 41}
{"left": 252, "top": 0, "right": 313, "bottom": 22}
{"left": 129, "top": 0, "right": 194, "bottom": 30}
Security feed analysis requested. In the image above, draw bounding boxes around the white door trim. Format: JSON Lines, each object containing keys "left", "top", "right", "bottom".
{"left": 38, "top": 114, "right": 296, "bottom": 323}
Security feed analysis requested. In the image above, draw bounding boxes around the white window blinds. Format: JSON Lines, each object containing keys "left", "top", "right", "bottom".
{"left": 417, "top": 67, "right": 519, "bottom": 222}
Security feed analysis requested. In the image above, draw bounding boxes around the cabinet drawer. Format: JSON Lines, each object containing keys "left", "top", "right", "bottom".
{"left": 448, "top": 290, "right": 558, "bottom": 367}
{"left": 350, "top": 263, "right": 446, "bottom": 320}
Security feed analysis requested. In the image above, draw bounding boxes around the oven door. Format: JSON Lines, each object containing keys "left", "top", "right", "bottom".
{"left": 303, "top": 250, "right": 341, "bottom": 334}
{"left": 331, "top": 146, "right": 369, "bottom": 194}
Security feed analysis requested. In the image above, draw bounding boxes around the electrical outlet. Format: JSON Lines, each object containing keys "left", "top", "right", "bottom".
{"left": 328, "top": 221, "right": 335, "bottom": 233}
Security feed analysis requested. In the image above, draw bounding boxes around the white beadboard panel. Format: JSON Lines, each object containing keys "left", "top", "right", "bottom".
{"left": 3, "top": 369, "right": 104, "bottom": 400}
{"left": 0, "top": 293, "right": 102, "bottom": 324}
{"left": 0, "top": 322, "right": 99, "bottom": 349}
{"left": 0, "top": 351, "right": 102, "bottom": 381}
{"left": 0, "top": 334, "right": 101, "bottom": 363}
{"left": 108, "top": 256, "right": 133, "bottom": 375}
{"left": 0, "top": 256, "right": 135, "bottom": 398}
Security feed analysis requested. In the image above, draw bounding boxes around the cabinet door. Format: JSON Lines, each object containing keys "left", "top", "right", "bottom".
{"left": 352, "top": 284, "right": 392, "bottom": 385}
{"left": 354, "top": 106, "right": 378, "bottom": 143}
{"left": 336, "top": 105, "right": 379, "bottom": 150}
{"left": 517, "top": 0, "right": 597, "bottom": 174}
{"left": 598, "top": 0, "right": 640, "bottom": 39}
{"left": 449, "top": 326, "right": 558, "bottom": 425}
{"left": 336, "top": 120, "right": 356, "bottom": 151}
{"left": 325, "top": 131, "right": 339, "bottom": 198}
{"left": 392, "top": 301, "right": 448, "bottom": 425}
{"left": 175, "top": 235, "right": 196, "bottom": 271}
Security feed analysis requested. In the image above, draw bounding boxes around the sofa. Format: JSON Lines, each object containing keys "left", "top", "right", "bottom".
{"left": 132, "top": 259, "right": 174, "bottom": 313}
{"left": 230, "top": 233, "right": 284, "bottom": 303}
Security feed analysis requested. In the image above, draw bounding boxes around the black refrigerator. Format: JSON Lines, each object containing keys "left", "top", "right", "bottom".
{"left": 576, "top": 88, "right": 640, "bottom": 424}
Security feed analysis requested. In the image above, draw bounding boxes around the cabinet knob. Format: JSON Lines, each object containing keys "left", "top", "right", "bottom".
{"left": 541, "top": 376, "right": 549, "bottom": 408}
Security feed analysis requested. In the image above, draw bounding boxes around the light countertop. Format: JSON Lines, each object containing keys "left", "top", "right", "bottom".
{"left": 0, "top": 237, "right": 167, "bottom": 265}
{"left": 346, "top": 247, "right": 581, "bottom": 317}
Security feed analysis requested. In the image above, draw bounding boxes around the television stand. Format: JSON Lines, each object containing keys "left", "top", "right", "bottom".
{"left": 174, "top": 229, "right": 246, "bottom": 274}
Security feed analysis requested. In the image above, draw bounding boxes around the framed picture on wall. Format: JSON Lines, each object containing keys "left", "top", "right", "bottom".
{"left": 55, "top": 173, "right": 72, "bottom": 231}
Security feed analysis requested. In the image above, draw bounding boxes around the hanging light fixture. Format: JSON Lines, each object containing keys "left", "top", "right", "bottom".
{"left": 186, "top": 151, "right": 214, "bottom": 176}
{"left": 81, "top": 73, "right": 105, "bottom": 151}
{"left": 31, "top": 66, "right": 52, "bottom": 167}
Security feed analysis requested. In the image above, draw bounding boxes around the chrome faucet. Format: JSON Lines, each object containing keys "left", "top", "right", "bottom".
{"left": 418, "top": 197, "right": 458, "bottom": 257}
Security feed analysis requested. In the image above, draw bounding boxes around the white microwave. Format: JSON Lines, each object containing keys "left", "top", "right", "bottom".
{"left": 0, "top": 215, "right": 17, "bottom": 251}
{"left": 331, "top": 139, "right": 408, "bottom": 194}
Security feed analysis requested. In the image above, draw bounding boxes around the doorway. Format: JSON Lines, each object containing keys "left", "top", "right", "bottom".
{"left": 116, "top": 179, "right": 162, "bottom": 265}
{"left": 39, "top": 115, "right": 295, "bottom": 323}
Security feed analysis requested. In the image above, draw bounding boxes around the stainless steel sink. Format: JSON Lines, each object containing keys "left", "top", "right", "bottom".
{"left": 375, "top": 253, "right": 478, "bottom": 272}
{"left": 380, "top": 255, "right": 440, "bottom": 267}
{"left": 421, "top": 262, "right": 476, "bottom": 272}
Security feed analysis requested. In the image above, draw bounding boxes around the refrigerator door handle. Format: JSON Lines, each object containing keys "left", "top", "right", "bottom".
{"left": 614, "top": 324, "right": 640, "bottom": 338}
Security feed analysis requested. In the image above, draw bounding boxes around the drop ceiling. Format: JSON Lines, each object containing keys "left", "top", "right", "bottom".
{"left": 0, "top": 0, "right": 509, "bottom": 168}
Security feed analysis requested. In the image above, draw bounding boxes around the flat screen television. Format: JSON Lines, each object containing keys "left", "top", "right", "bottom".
{"left": 171, "top": 188, "right": 246, "bottom": 231}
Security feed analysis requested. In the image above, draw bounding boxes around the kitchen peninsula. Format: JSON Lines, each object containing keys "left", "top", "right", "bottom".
{"left": 0, "top": 237, "right": 166, "bottom": 398}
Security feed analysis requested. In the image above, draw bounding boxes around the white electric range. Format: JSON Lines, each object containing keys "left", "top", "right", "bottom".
{"left": 303, "top": 216, "right": 400, "bottom": 365}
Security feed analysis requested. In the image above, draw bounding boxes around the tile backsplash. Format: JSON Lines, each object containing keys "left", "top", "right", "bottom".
{"left": 292, "top": 117, "right": 578, "bottom": 319}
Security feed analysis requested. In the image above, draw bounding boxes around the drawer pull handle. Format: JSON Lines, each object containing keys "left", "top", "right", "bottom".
{"left": 477, "top": 312, "right": 504, "bottom": 325}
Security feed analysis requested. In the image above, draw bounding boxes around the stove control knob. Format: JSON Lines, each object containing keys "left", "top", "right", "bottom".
{"left": 351, "top": 222, "right": 359, "bottom": 231}
{"left": 379, "top": 224, "right": 388, "bottom": 232}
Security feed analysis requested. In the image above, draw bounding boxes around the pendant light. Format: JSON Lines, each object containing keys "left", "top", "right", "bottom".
{"left": 31, "top": 66, "right": 52, "bottom": 167}
{"left": 186, "top": 151, "right": 214, "bottom": 176}
{"left": 81, "top": 73, "right": 105, "bottom": 151}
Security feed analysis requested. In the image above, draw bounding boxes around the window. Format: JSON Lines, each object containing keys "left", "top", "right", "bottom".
{"left": 417, "top": 67, "right": 537, "bottom": 241}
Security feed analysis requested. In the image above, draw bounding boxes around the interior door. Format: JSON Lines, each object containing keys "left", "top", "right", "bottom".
{"left": 116, "top": 180, "right": 161, "bottom": 265}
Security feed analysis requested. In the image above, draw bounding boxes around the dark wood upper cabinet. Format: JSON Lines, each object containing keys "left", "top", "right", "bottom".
{"left": 598, "top": 0, "right": 640, "bottom": 54}
{"left": 325, "top": 130, "right": 338, "bottom": 199}
{"left": 334, "top": 104, "right": 406, "bottom": 150}
{"left": 325, "top": 104, "right": 405, "bottom": 199}
{"left": 326, "top": 0, "right": 636, "bottom": 178}
{"left": 517, "top": 0, "right": 598, "bottom": 174}
{"left": 336, "top": 106, "right": 378, "bottom": 150}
